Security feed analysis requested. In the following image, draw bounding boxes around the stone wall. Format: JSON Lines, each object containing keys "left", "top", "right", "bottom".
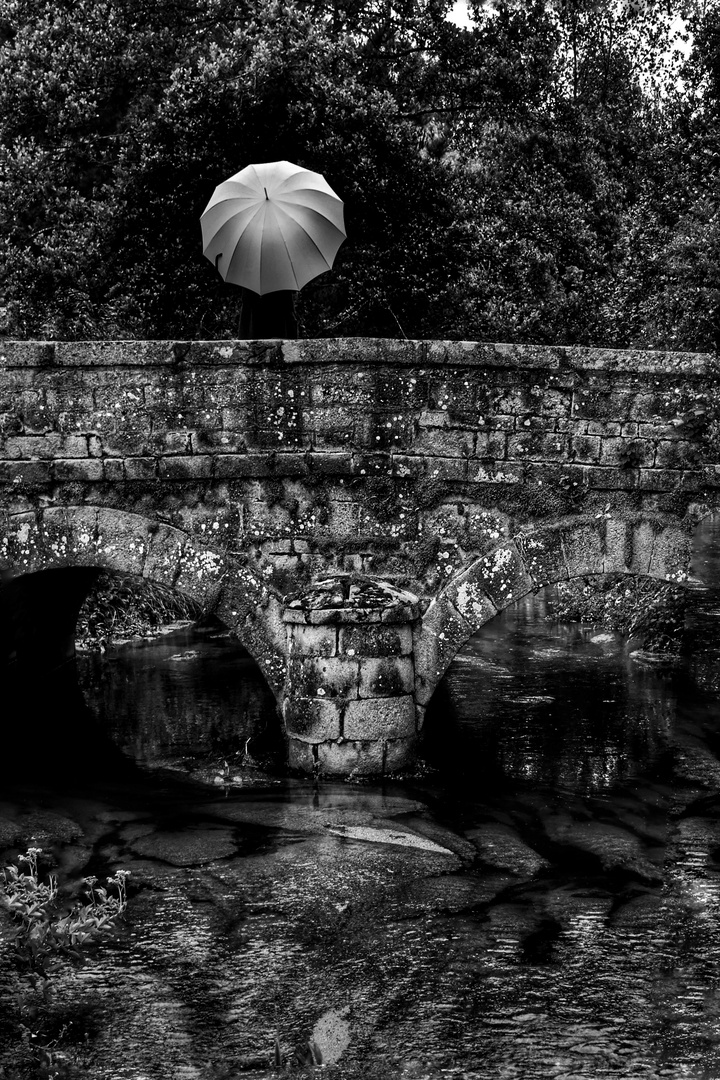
{"left": 1, "top": 339, "right": 718, "bottom": 603}
{"left": 1, "top": 338, "right": 719, "bottom": 773}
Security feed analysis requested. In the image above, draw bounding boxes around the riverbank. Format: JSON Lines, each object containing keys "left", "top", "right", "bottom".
{"left": 75, "top": 572, "right": 201, "bottom": 651}
{"left": 548, "top": 574, "right": 691, "bottom": 653}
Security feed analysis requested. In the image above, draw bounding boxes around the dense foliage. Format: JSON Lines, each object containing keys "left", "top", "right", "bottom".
{"left": 0, "top": 0, "right": 717, "bottom": 346}
{"left": 75, "top": 570, "right": 201, "bottom": 649}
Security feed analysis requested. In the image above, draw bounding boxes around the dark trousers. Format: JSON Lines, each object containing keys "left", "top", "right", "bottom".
{"left": 237, "top": 288, "right": 298, "bottom": 339}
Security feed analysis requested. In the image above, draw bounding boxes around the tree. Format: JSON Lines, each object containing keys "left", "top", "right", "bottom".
{"left": 0, "top": 0, "right": 717, "bottom": 347}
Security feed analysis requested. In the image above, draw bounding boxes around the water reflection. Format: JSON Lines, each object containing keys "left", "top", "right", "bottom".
{"left": 424, "top": 590, "right": 676, "bottom": 793}
{"left": 1, "top": 524, "right": 720, "bottom": 1078}
{"left": 77, "top": 620, "right": 282, "bottom": 770}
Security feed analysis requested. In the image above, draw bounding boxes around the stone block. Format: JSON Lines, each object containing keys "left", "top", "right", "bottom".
{"left": 52, "top": 458, "right": 104, "bottom": 482}
{"left": 586, "top": 420, "right": 622, "bottom": 437}
{"left": 214, "top": 454, "right": 269, "bottom": 478}
{"left": 163, "top": 431, "right": 191, "bottom": 453}
{"left": 343, "top": 696, "right": 416, "bottom": 740}
{"left": 627, "top": 519, "right": 657, "bottom": 575}
{"left": 515, "top": 527, "right": 569, "bottom": 588}
{"left": 173, "top": 543, "right": 225, "bottom": 602}
{"left": 524, "top": 431, "right": 570, "bottom": 460}
{"left": 445, "top": 573, "right": 497, "bottom": 628}
{"left": 316, "top": 740, "right": 369, "bottom": 776}
{"left": 287, "top": 739, "right": 317, "bottom": 773}
{"left": 94, "top": 508, "right": 150, "bottom": 574}
{"left": 124, "top": 457, "right": 158, "bottom": 480}
{"left": 284, "top": 699, "right": 343, "bottom": 742}
{"left": 286, "top": 656, "right": 360, "bottom": 699}
{"left": 560, "top": 519, "right": 604, "bottom": 578}
{"left": 0, "top": 461, "right": 51, "bottom": 486}
{"left": 600, "top": 437, "right": 654, "bottom": 467}
{"left": 413, "top": 427, "right": 472, "bottom": 457}
{"left": 4, "top": 433, "right": 89, "bottom": 459}
{"left": 638, "top": 468, "right": 700, "bottom": 492}
{"left": 159, "top": 455, "right": 213, "bottom": 480}
{"left": 383, "top": 736, "right": 419, "bottom": 772}
{"left": 473, "top": 430, "right": 507, "bottom": 458}
{"left": 571, "top": 435, "right": 601, "bottom": 463}
{"left": 654, "top": 440, "right": 700, "bottom": 469}
{"left": 316, "top": 737, "right": 417, "bottom": 776}
{"left": 464, "top": 541, "right": 533, "bottom": 610}
{"left": 426, "top": 457, "right": 467, "bottom": 482}
{"left": 469, "top": 462, "right": 523, "bottom": 484}
{"left": 358, "top": 656, "right": 414, "bottom": 698}
{"left": 583, "top": 466, "right": 638, "bottom": 491}
{"left": 602, "top": 518, "right": 630, "bottom": 573}
{"left": 306, "top": 452, "right": 354, "bottom": 476}
{"left": 143, "top": 522, "right": 187, "bottom": 585}
{"left": 413, "top": 597, "right": 472, "bottom": 706}
{"left": 287, "top": 623, "right": 338, "bottom": 657}
{"left": 339, "top": 623, "right": 413, "bottom": 657}
{"left": 647, "top": 523, "right": 692, "bottom": 582}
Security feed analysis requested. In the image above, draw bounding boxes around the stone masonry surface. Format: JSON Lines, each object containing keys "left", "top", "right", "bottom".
{"left": 1, "top": 338, "right": 719, "bottom": 772}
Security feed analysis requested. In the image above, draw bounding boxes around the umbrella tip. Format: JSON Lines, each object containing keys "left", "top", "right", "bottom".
{"left": 264, "top": 187, "right": 269, "bottom": 200}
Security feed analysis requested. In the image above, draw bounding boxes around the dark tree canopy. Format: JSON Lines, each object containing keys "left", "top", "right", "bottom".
{"left": 0, "top": 0, "right": 717, "bottom": 349}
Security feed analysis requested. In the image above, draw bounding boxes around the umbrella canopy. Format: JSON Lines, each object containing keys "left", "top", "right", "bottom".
{"left": 200, "top": 160, "right": 346, "bottom": 296}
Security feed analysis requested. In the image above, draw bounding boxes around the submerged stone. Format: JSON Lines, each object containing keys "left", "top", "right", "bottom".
{"left": 544, "top": 817, "right": 660, "bottom": 880}
{"left": 128, "top": 826, "right": 237, "bottom": 866}
{"left": 465, "top": 823, "right": 550, "bottom": 876}
{"left": 16, "top": 810, "right": 84, "bottom": 845}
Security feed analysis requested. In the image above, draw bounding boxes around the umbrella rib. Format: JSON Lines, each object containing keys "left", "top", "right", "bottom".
{"left": 274, "top": 204, "right": 333, "bottom": 271}
{"left": 268, "top": 211, "right": 300, "bottom": 290}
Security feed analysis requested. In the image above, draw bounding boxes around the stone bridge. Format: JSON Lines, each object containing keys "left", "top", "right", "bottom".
{"left": 1, "top": 338, "right": 719, "bottom": 775}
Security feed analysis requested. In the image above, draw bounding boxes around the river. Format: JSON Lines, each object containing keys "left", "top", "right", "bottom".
{"left": 1, "top": 517, "right": 720, "bottom": 1079}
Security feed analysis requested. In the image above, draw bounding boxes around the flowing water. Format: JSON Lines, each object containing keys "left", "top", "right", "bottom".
{"left": 1, "top": 518, "right": 720, "bottom": 1079}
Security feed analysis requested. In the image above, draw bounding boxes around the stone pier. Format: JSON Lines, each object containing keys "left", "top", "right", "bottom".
{"left": 282, "top": 576, "right": 422, "bottom": 776}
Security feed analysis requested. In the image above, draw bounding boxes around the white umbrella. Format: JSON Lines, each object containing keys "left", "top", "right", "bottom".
{"left": 200, "top": 160, "right": 346, "bottom": 295}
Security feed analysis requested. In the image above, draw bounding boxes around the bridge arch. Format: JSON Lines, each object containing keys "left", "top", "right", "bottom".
{"left": 413, "top": 511, "right": 693, "bottom": 712}
{"left": 0, "top": 506, "right": 286, "bottom": 694}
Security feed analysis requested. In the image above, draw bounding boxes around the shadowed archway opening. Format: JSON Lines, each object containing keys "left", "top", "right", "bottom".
{"left": 421, "top": 514, "right": 720, "bottom": 786}
{"left": 1, "top": 567, "right": 284, "bottom": 781}
{"left": 420, "top": 581, "right": 679, "bottom": 789}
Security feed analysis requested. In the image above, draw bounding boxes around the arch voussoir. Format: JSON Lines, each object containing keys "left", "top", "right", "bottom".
{"left": 0, "top": 506, "right": 284, "bottom": 687}
{"left": 413, "top": 594, "right": 477, "bottom": 708}
{"left": 413, "top": 512, "right": 694, "bottom": 717}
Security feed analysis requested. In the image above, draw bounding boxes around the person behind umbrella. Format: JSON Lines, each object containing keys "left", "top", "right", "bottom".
{"left": 201, "top": 160, "right": 346, "bottom": 341}
{"left": 237, "top": 286, "right": 297, "bottom": 339}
